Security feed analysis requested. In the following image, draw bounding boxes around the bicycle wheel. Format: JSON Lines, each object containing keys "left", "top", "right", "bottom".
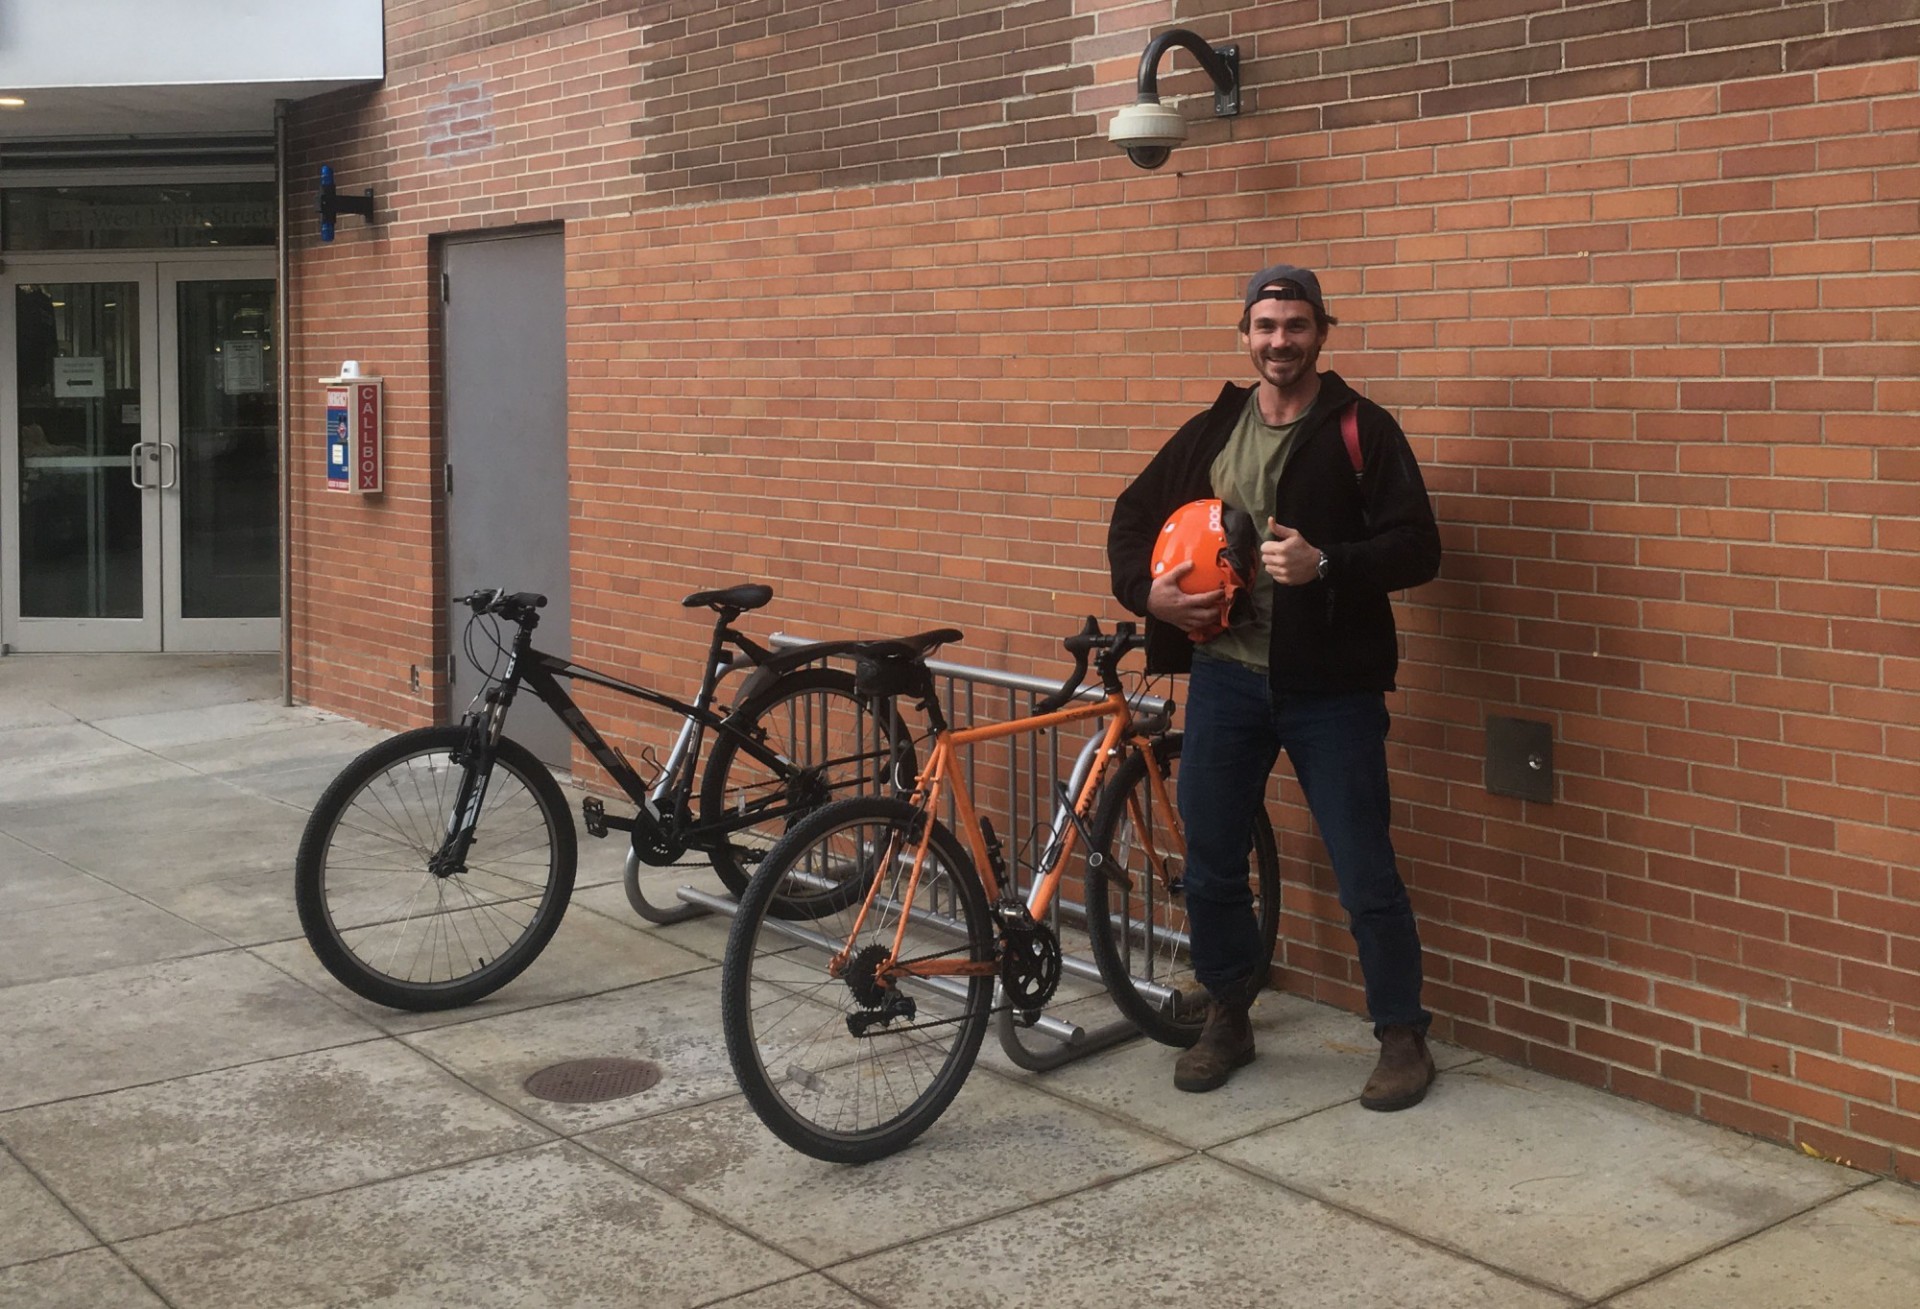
{"left": 721, "top": 795, "right": 994, "bottom": 1163}
{"left": 295, "top": 725, "right": 576, "bottom": 1011}
{"left": 700, "top": 667, "right": 913, "bottom": 907}
{"left": 1084, "top": 732, "right": 1280, "bottom": 1048}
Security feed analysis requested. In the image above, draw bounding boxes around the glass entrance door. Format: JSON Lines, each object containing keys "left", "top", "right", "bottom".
{"left": 160, "top": 261, "right": 279, "bottom": 650}
{"left": 2, "top": 257, "right": 277, "bottom": 652}
{"left": 4, "top": 266, "right": 161, "bottom": 650}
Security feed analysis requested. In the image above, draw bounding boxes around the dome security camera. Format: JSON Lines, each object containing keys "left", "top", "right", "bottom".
{"left": 1108, "top": 100, "right": 1187, "bottom": 170}
{"left": 1104, "top": 29, "right": 1240, "bottom": 171}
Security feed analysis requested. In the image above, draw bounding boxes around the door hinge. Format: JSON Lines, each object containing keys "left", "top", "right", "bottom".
{"left": 447, "top": 653, "right": 457, "bottom": 685}
{"left": 440, "top": 271, "right": 450, "bottom": 303}
{"left": 443, "top": 461, "right": 454, "bottom": 495}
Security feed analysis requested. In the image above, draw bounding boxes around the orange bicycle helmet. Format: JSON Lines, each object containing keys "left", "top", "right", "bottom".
{"left": 1150, "top": 499, "right": 1259, "bottom": 642}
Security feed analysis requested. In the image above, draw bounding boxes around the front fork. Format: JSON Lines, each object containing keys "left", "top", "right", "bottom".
{"left": 435, "top": 691, "right": 511, "bottom": 877}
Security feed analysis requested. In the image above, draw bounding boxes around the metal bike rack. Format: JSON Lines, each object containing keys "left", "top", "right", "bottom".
{"left": 621, "top": 652, "right": 747, "bottom": 927}
{"left": 670, "top": 634, "right": 1177, "bottom": 1072}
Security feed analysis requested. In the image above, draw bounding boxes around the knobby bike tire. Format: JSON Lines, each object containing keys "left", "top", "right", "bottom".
{"left": 720, "top": 795, "right": 994, "bottom": 1163}
{"left": 294, "top": 725, "right": 576, "bottom": 1011}
{"left": 699, "top": 666, "right": 914, "bottom": 914}
{"left": 1083, "top": 732, "right": 1281, "bottom": 1048}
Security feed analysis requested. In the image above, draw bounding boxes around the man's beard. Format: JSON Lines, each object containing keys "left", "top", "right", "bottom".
{"left": 1264, "top": 352, "right": 1308, "bottom": 383}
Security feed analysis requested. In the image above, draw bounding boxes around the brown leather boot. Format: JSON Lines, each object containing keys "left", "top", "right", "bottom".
{"left": 1172, "top": 982, "right": 1256, "bottom": 1093}
{"left": 1360, "top": 1024, "right": 1436, "bottom": 1111}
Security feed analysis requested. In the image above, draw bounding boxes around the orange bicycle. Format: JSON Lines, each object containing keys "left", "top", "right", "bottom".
{"left": 719, "top": 618, "right": 1279, "bottom": 1162}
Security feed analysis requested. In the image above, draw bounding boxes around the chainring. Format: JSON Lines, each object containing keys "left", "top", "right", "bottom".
{"left": 997, "top": 912, "right": 1062, "bottom": 1013}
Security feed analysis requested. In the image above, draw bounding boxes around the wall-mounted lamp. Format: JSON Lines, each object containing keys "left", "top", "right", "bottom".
{"left": 1107, "top": 28, "right": 1241, "bottom": 170}
{"left": 317, "top": 165, "right": 376, "bottom": 242}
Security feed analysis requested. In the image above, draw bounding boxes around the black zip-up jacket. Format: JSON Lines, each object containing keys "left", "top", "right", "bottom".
{"left": 1108, "top": 372, "right": 1441, "bottom": 693}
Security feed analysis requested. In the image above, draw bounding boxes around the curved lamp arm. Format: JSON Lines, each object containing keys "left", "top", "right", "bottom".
{"left": 1133, "top": 28, "right": 1241, "bottom": 117}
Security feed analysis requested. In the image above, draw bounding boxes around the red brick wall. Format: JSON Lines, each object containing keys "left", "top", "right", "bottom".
{"left": 289, "top": 2, "right": 1920, "bottom": 1178}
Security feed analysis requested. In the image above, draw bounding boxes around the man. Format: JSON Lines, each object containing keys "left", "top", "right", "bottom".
{"left": 1107, "top": 264, "right": 1443, "bottom": 1108}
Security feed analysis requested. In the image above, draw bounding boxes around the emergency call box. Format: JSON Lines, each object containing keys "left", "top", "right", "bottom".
{"left": 322, "top": 376, "right": 384, "bottom": 493}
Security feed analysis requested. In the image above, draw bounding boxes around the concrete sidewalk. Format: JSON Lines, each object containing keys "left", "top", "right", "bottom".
{"left": 1, "top": 653, "right": 1915, "bottom": 1308}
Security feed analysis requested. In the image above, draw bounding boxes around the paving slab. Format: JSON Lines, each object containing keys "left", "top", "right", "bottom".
{"left": 0, "top": 774, "right": 309, "bottom": 889}
{"left": 1214, "top": 1061, "right": 1867, "bottom": 1301}
{"left": 583, "top": 1066, "right": 1189, "bottom": 1265}
{"left": 833, "top": 1154, "right": 1573, "bottom": 1308}
{"left": 403, "top": 967, "right": 740, "bottom": 1132}
{"left": 994, "top": 990, "right": 1480, "bottom": 1148}
{"left": 91, "top": 700, "right": 336, "bottom": 753}
{"left": 704, "top": 1274, "right": 876, "bottom": 1308}
{"left": 0, "top": 950, "right": 376, "bottom": 1111}
{"left": 134, "top": 867, "right": 309, "bottom": 947}
{"left": 0, "top": 723, "right": 198, "bottom": 803}
{"left": 214, "top": 756, "right": 362, "bottom": 808}
{"left": 0, "top": 721, "right": 132, "bottom": 770}
{"left": 574, "top": 870, "right": 740, "bottom": 962}
{"left": 0, "top": 1150, "right": 95, "bottom": 1268}
{"left": 164, "top": 715, "right": 380, "bottom": 782}
{"left": 0, "top": 889, "right": 230, "bottom": 986}
{"left": 1604, "top": 1180, "right": 1920, "bottom": 1308}
{"left": 0, "top": 1041, "right": 554, "bottom": 1240}
{"left": 0, "top": 1248, "right": 167, "bottom": 1309}
{"left": 0, "top": 680, "right": 78, "bottom": 732}
{"left": 257, "top": 894, "right": 714, "bottom": 1033}
{"left": 0, "top": 653, "right": 276, "bottom": 720}
{"left": 0, "top": 833, "right": 123, "bottom": 912}
{"left": 119, "top": 1141, "right": 803, "bottom": 1309}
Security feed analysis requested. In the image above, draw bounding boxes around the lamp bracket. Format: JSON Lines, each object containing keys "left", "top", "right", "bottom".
{"left": 317, "top": 165, "right": 376, "bottom": 242}
{"left": 1134, "top": 29, "right": 1240, "bottom": 118}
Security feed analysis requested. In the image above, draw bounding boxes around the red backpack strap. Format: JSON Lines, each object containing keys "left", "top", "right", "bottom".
{"left": 1341, "top": 401, "right": 1362, "bottom": 476}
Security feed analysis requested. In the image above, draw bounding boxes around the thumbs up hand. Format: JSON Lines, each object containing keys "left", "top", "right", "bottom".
{"left": 1262, "top": 519, "right": 1320, "bottom": 586}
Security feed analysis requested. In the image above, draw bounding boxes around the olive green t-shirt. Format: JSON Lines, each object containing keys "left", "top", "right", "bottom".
{"left": 1200, "top": 390, "right": 1305, "bottom": 673}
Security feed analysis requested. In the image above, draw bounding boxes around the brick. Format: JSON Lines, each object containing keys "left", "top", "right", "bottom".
{"left": 1748, "top": 1005, "right": 1841, "bottom": 1054}
{"left": 1841, "top": 1029, "right": 1920, "bottom": 1079}
{"left": 1662, "top": 1049, "right": 1750, "bottom": 1098}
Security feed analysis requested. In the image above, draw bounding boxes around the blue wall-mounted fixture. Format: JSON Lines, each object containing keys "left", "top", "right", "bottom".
{"left": 317, "top": 165, "right": 376, "bottom": 242}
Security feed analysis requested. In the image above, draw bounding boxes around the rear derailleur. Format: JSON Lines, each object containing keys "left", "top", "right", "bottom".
{"left": 844, "top": 943, "right": 917, "bottom": 1036}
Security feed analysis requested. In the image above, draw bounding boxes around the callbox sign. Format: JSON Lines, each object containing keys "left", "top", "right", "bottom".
{"left": 322, "top": 376, "right": 384, "bottom": 493}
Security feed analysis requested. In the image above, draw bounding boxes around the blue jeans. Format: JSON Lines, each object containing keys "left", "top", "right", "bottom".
{"left": 1179, "top": 656, "right": 1429, "bottom": 1033}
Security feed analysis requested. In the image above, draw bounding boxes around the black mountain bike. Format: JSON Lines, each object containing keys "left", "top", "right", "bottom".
{"left": 295, "top": 583, "right": 946, "bottom": 1011}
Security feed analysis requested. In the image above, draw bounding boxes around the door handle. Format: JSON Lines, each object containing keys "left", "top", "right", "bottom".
{"left": 129, "top": 441, "right": 155, "bottom": 489}
{"left": 156, "top": 441, "right": 179, "bottom": 489}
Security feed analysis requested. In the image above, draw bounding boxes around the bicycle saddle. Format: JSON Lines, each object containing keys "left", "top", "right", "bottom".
{"left": 841, "top": 629, "right": 964, "bottom": 698}
{"left": 683, "top": 583, "right": 773, "bottom": 612}
{"left": 837, "top": 629, "right": 964, "bottom": 662}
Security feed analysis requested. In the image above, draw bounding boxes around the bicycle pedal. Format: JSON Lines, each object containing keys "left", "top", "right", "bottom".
{"left": 581, "top": 797, "right": 608, "bottom": 839}
{"left": 1014, "top": 1008, "right": 1042, "bottom": 1029}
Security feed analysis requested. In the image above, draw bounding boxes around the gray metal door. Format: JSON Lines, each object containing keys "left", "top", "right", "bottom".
{"left": 443, "top": 229, "right": 570, "bottom": 767}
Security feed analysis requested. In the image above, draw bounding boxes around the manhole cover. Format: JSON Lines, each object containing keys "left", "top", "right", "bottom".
{"left": 523, "top": 1057, "right": 663, "bottom": 1103}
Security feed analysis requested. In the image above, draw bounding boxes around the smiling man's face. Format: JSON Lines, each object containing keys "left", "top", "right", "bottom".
{"left": 1242, "top": 294, "right": 1326, "bottom": 397}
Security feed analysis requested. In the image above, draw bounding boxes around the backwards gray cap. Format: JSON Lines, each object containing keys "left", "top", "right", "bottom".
{"left": 1242, "top": 263, "right": 1326, "bottom": 315}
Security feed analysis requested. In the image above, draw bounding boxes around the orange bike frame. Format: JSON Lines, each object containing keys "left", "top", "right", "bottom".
{"left": 840, "top": 690, "right": 1184, "bottom": 984}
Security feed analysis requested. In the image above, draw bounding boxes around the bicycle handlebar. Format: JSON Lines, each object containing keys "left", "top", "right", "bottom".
{"left": 1032, "top": 617, "right": 1147, "bottom": 715}
{"left": 457, "top": 589, "right": 548, "bottom": 623}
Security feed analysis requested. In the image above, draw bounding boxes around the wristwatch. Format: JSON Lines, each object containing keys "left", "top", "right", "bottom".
{"left": 1315, "top": 550, "right": 1331, "bottom": 582}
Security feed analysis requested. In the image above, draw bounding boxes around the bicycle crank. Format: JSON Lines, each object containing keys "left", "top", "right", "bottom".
{"left": 996, "top": 908, "right": 1062, "bottom": 1023}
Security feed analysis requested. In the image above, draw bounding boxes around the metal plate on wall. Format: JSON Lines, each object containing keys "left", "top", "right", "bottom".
{"left": 1485, "top": 714, "right": 1553, "bottom": 803}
